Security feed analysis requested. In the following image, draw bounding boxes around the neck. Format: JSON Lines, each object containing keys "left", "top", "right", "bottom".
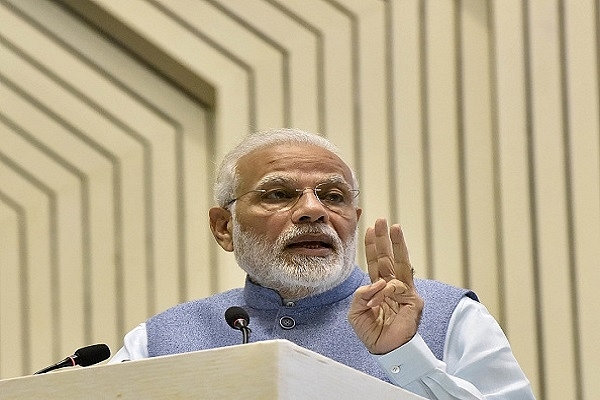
{"left": 277, "top": 286, "right": 315, "bottom": 301}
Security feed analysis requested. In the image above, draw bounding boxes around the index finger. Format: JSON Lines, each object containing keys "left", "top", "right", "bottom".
{"left": 389, "top": 224, "right": 415, "bottom": 286}
{"left": 364, "top": 218, "right": 397, "bottom": 282}
{"left": 364, "top": 226, "right": 380, "bottom": 282}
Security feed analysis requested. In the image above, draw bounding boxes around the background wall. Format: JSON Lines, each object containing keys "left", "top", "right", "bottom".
{"left": 1, "top": 1, "right": 599, "bottom": 399}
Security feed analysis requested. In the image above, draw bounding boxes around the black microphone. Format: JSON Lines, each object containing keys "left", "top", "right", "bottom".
{"left": 34, "top": 343, "right": 111, "bottom": 375}
{"left": 225, "top": 306, "right": 251, "bottom": 344}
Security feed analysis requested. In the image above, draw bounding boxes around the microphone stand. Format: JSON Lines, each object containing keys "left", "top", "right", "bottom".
{"left": 240, "top": 326, "right": 251, "bottom": 344}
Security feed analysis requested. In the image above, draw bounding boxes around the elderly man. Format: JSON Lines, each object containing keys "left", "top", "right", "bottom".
{"left": 111, "top": 128, "right": 534, "bottom": 399}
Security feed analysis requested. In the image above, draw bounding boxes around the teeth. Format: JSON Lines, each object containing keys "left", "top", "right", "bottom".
{"left": 304, "top": 244, "right": 321, "bottom": 249}
{"left": 289, "top": 241, "right": 326, "bottom": 249}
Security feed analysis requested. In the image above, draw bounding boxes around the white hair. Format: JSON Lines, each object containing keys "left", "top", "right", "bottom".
{"left": 213, "top": 128, "right": 359, "bottom": 207}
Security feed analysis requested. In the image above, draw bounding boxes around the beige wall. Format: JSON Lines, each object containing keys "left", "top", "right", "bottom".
{"left": 1, "top": 1, "right": 599, "bottom": 399}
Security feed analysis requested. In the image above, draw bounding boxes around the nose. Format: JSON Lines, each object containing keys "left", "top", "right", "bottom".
{"left": 290, "top": 188, "right": 329, "bottom": 223}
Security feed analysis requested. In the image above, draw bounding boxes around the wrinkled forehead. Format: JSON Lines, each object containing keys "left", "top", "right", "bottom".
{"left": 235, "top": 143, "right": 355, "bottom": 192}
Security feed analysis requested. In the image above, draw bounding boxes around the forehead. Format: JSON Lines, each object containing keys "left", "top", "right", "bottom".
{"left": 236, "top": 143, "right": 354, "bottom": 189}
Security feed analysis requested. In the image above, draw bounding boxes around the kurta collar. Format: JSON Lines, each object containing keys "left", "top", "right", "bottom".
{"left": 243, "top": 266, "right": 367, "bottom": 310}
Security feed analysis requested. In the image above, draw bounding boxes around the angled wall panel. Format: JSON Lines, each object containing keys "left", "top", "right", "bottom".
{"left": 0, "top": 0, "right": 214, "bottom": 378}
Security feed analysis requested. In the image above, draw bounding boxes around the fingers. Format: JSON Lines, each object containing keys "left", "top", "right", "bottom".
{"left": 364, "top": 227, "right": 379, "bottom": 283}
{"left": 389, "top": 224, "right": 415, "bottom": 285}
{"left": 352, "top": 279, "right": 412, "bottom": 310}
{"left": 365, "top": 218, "right": 414, "bottom": 285}
{"left": 351, "top": 278, "right": 386, "bottom": 310}
{"left": 365, "top": 218, "right": 396, "bottom": 282}
{"left": 367, "top": 280, "right": 410, "bottom": 307}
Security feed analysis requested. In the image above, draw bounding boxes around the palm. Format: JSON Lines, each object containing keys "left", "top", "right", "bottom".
{"left": 348, "top": 219, "right": 423, "bottom": 354}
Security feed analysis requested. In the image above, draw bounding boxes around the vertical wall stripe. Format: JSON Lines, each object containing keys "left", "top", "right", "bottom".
{"left": 455, "top": 0, "right": 470, "bottom": 288}
{"left": 176, "top": 127, "right": 187, "bottom": 303}
{"left": 486, "top": 1, "right": 506, "bottom": 326}
{"left": 384, "top": 0, "right": 398, "bottom": 223}
{"left": 521, "top": 1, "right": 546, "bottom": 396}
{"left": 557, "top": 0, "right": 582, "bottom": 397}
{"left": 144, "top": 146, "right": 156, "bottom": 317}
{"left": 205, "top": 112, "right": 220, "bottom": 296}
{"left": 81, "top": 171, "right": 92, "bottom": 344}
{"left": 597, "top": 0, "right": 600, "bottom": 128}
{"left": 48, "top": 189, "right": 59, "bottom": 360}
{"left": 0, "top": 190, "right": 30, "bottom": 373}
{"left": 419, "top": 0, "right": 434, "bottom": 278}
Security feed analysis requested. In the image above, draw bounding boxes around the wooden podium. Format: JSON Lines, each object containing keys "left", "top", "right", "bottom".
{"left": 0, "top": 340, "right": 425, "bottom": 399}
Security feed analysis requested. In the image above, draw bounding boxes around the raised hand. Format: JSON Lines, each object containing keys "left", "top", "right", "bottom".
{"left": 348, "top": 218, "right": 424, "bottom": 354}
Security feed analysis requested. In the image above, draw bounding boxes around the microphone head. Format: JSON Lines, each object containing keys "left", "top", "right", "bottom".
{"left": 225, "top": 306, "right": 250, "bottom": 330}
{"left": 74, "top": 344, "right": 111, "bottom": 367}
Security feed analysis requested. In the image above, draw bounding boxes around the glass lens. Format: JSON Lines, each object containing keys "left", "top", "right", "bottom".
{"left": 313, "top": 183, "right": 355, "bottom": 210}
{"left": 258, "top": 187, "right": 298, "bottom": 211}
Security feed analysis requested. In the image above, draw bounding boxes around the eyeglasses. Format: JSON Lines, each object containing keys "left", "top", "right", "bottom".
{"left": 225, "top": 182, "right": 360, "bottom": 215}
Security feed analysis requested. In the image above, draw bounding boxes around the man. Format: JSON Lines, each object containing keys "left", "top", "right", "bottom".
{"left": 111, "top": 128, "right": 534, "bottom": 399}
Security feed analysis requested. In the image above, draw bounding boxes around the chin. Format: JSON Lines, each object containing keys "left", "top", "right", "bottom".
{"left": 288, "top": 262, "right": 353, "bottom": 292}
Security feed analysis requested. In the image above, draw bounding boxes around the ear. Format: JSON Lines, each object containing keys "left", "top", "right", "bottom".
{"left": 355, "top": 207, "right": 362, "bottom": 222}
{"left": 209, "top": 207, "right": 234, "bottom": 252}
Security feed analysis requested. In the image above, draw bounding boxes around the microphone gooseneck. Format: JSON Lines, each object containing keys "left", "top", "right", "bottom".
{"left": 225, "top": 306, "right": 251, "bottom": 344}
{"left": 33, "top": 344, "right": 111, "bottom": 375}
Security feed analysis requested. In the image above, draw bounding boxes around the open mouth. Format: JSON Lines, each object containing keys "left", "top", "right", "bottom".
{"left": 287, "top": 241, "right": 332, "bottom": 249}
{"left": 285, "top": 234, "right": 334, "bottom": 253}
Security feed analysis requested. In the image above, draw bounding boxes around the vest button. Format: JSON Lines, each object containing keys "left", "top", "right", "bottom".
{"left": 279, "top": 316, "right": 296, "bottom": 329}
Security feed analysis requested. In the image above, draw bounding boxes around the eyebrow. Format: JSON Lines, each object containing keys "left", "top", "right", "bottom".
{"left": 319, "top": 176, "right": 349, "bottom": 186}
{"left": 254, "top": 174, "right": 349, "bottom": 189}
{"left": 255, "top": 175, "right": 296, "bottom": 188}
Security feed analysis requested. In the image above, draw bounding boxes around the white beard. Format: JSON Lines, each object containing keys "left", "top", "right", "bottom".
{"left": 231, "top": 220, "right": 358, "bottom": 297}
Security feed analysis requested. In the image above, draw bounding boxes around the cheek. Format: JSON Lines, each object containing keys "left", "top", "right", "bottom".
{"left": 332, "top": 219, "right": 359, "bottom": 242}
{"left": 235, "top": 211, "right": 286, "bottom": 241}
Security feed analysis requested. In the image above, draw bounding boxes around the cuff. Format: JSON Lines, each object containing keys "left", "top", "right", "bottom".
{"left": 372, "top": 333, "right": 445, "bottom": 386}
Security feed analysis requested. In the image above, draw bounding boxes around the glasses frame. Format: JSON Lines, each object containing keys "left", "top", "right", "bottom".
{"left": 225, "top": 182, "right": 360, "bottom": 214}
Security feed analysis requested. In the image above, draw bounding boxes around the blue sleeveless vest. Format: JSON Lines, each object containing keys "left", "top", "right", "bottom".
{"left": 147, "top": 267, "right": 477, "bottom": 383}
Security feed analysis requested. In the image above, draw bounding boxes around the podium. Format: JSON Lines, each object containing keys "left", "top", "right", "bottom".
{"left": 0, "top": 340, "right": 425, "bottom": 399}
